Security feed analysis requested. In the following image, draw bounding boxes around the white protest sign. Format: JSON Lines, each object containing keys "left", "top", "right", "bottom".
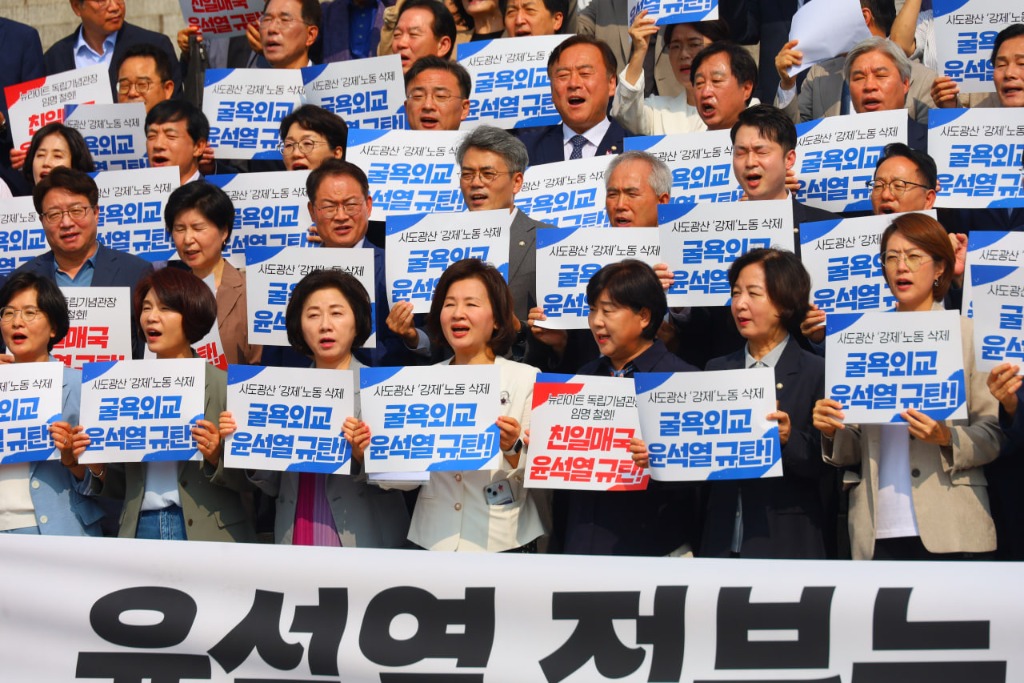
{"left": 301, "top": 55, "right": 406, "bottom": 130}
{"left": 657, "top": 199, "right": 794, "bottom": 307}
{"left": 53, "top": 287, "right": 133, "bottom": 370}
{"left": 346, "top": 128, "right": 465, "bottom": 218}
{"left": 929, "top": 108, "right": 1024, "bottom": 209}
{"left": 825, "top": 309, "right": 967, "bottom": 424}
{"left": 785, "top": 0, "right": 871, "bottom": 76}
{"left": 535, "top": 227, "right": 661, "bottom": 329}
{"left": 515, "top": 156, "right": 608, "bottom": 227}
{"left": 180, "top": 0, "right": 263, "bottom": 37}
{"left": 795, "top": 110, "right": 907, "bottom": 213}
{"left": 93, "top": 167, "right": 180, "bottom": 262}
{"left": 204, "top": 68, "right": 303, "bottom": 160}
{"left": 361, "top": 364, "right": 502, "bottom": 473}
{"left": 627, "top": 0, "right": 718, "bottom": 26}
{"left": 626, "top": 129, "right": 743, "bottom": 204}
{"left": 933, "top": 0, "right": 1019, "bottom": 93}
{"left": 635, "top": 367, "right": 781, "bottom": 481}
{"left": 4, "top": 64, "right": 112, "bottom": 151}
{"left": 0, "top": 362, "right": 63, "bottom": 465}
{"left": 245, "top": 245, "right": 376, "bottom": 347}
{"left": 63, "top": 102, "right": 148, "bottom": 172}
{"left": 968, "top": 230, "right": 1024, "bottom": 374}
{"left": 385, "top": 209, "right": 512, "bottom": 314}
{"left": 799, "top": 213, "right": 932, "bottom": 315}
{"left": 525, "top": 373, "right": 648, "bottom": 491}
{"left": 224, "top": 365, "right": 355, "bottom": 473}
{"left": 0, "top": 196, "right": 48, "bottom": 278}
{"left": 456, "top": 34, "right": 569, "bottom": 129}
{"left": 79, "top": 358, "right": 206, "bottom": 464}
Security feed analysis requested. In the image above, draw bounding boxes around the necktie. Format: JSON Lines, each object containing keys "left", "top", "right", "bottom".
{"left": 569, "top": 134, "right": 588, "bottom": 160}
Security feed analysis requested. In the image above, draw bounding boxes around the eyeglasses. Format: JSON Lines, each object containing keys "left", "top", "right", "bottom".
{"left": 259, "top": 13, "right": 307, "bottom": 29}
{"left": 867, "top": 178, "right": 931, "bottom": 196}
{"left": 314, "top": 199, "right": 365, "bottom": 218}
{"left": 406, "top": 90, "right": 461, "bottom": 105}
{"left": 277, "top": 139, "right": 327, "bottom": 156}
{"left": 40, "top": 205, "right": 94, "bottom": 226}
{"left": 882, "top": 250, "right": 932, "bottom": 272}
{"left": 117, "top": 78, "right": 155, "bottom": 94}
{"left": 459, "top": 169, "right": 512, "bottom": 183}
{"left": 0, "top": 307, "right": 43, "bottom": 324}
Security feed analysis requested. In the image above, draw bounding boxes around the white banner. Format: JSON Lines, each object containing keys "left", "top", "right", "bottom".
{"left": 0, "top": 362, "right": 63, "bottom": 465}
{"left": 795, "top": 110, "right": 907, "bottom": 213}
{"left": 301, "top": 55, "right": 406, "bottom": 130}
{"left": 515, "top": 156, "right": 609, "bottom": 227}
{"left": 657, "top": 199, "right": 794, "bottom": 307}
{"left": 635, "top": 367, "right": 782, "bottom": 481}
{"left": 204, "top": 68, "right": 303, "bottom": 160}
{"left": 385, "top": 209, "right": 511, "bottom": 313}
{"left": 53, "top": 287, "right": 132, "bottom": 370}
{"left": 78, "top": 358, "right": 206, "bottom": 464}
{"left": 0, "top": 195, "right": 48, "bottom": 278}
{"left": 825, "top": 309, "right": 967, "bottom": 424}
{"left": 361, "top": 364, "right": 502, "bottom": 472}
{"left": 180, "top": 0, "right": 263, "bottom": 38}
{"left": 968, "top": 230, "right": 1024, "bottom": 374}
{"left": 535, "top": 227, "right": 661, "bottom": 329}
{"left": 626, "top": 129, "right": 742, "bottom": 204}
{"left": 3, "top": 63, "right": 112, "bottom": 151}
{"left": 526, "top": 373, "right": 648, "bottom": 490}
{"left": 94, "top": 167, "right": 181, "bottom": 262}
{"left": 933, "top": 0, "right": 1020, "bottom": 93}
{"left": 346, "top": 128, "right": 465, "bottom": 218}
{"left": 456, "top": 34, "right": 569, "bottom": 129}
{"left": 245, "top": 245, "right": 376, "bottom": 347}
{"left": 628, "top": 0, "right": 719, "bottom": 26}
{"left": 929, "top": 108, "right": 1024, "bottom": 209}
{"left": 224, "top": 365, "right": 355, "bottom": 473}
{"left": 63, "top": 102, "right": 148, "bottom": 172}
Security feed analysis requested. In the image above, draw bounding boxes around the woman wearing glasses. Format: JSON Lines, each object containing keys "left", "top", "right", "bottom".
{"left": 278, "top": 105, "right": 346, "bottom": 172}
{"left": 813, "top": 213, "right": 1003, "bottom": 560}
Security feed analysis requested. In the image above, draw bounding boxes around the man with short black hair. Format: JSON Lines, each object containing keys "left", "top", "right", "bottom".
{"left": 116, "top": 44, "right": 175, "bottom": 113}
{"left": 146, "top": 100, "right": 209, "bottom": 186}
{"left": 258, "top": 0, "right": 321, "bottom": 69}
{"left": 389, "top": 0, "right": 457, "bottom": 73}
{"left": 690, "top": 41, "right": 759, "bottom": 131}
{"left": 404, "top": 56, "right": 471, "bottom": 131}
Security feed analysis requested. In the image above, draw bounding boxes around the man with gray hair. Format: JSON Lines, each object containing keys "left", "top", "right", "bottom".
{"left": 603, "top": 151, "right": 672, "bottom": 227}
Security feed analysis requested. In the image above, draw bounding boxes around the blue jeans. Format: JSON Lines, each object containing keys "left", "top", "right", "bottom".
{"left": 136, "top": 507, "right": 187, "bottom": 540}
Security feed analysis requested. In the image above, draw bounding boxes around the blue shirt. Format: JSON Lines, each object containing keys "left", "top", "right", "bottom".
{"left": 54, "top": 253, "right": 97, "bottom": 287}
{"left": 73, "top": 27, "right": 117, "bottom": 70}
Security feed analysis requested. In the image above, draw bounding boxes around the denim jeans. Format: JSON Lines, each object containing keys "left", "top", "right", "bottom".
{"left": 135, "top": 506, "right": 187, "bottom": 540}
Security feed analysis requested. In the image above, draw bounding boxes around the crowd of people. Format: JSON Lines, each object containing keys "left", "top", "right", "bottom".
{"left": 0, "top": 0, "right": 1022, "bottom": 562}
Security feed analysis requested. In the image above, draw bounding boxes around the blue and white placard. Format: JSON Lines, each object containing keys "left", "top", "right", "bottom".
{"left": 968, "top": 231, "right": 1024, "bottom": 373}
{"left": 0, "top": 196, "right": 48, "bottom": 277}
{"left": 346, "top": 129, "right": 464, "bottom": 219}
{"left": 79, "top": 358, "right": 206, "bottom": 464}
{"left": 93, "top": 167, "right": 180, "bottom": 262}
{"left": 224, "top": 365, "right": 355, "bottom": 473}
{"left": 64, "top": 103, "right": 148, "bottom": 172}
{"left": 796, "top": 110, "right": 907, "bottom": 213}
{"left": 535, "top": 227, "right": 661, "bottom": 328}
{"left": 180, "top": 0, "right": 263, "bottom": 38}
{"left": 301, "top": 55, "right": 405, "bottom": 130}
{"left": 457, "top": 34, "right": 569, "bottom": 129}
{"left": 526, "top": 374, "right": 647, "bottom": 490}
{"left": 203, "top": 68, "right": 303, "bottom": 160}
{"left": 0, "top": 363, "right": 63, "bottom": 465}
{"left": 626, "top": 129, "right": 742, "bottom": 204}
{"left": 934, "top": 0, "right": 1018, "bottom": 94}
{"left": 386, "top": 209, "right": 512, "bottom": 313}
{"left": 658, "top": 199, "right": 794, "bottom": 307}
{"left": 825, "top": 309, "right": 967, "bottom": 424}
{"left": 515, "top": 156, "right": 609, "bottom": 227}
{"left": 627, "top": 0, "right": 718, "bottom": 26}
{"left": 361, "top": 365, "right": 502, "bottom": 472}
{"left": 53, "top": 287, "right": 132, "bottom": 370}
{"left": 4, "top": 64, "right": 111, "bottom": 152}
{"left": 800, "top": 213, "right": 931, "bottom": 315}
{"left": 245, "top": 246, "right": 376, "bottom": 347}
{"left": 635, "top": 367, "right": 781, "bottom": 481}
{"left": 929, "top": 108, "right": 1024, "bottom": 209}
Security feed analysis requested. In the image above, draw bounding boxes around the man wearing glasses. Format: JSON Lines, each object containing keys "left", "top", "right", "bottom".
{"left": 43, "top": 0, "right": 180, "bottom": 99}
{"left": 258, "top": 0, "right": 320, "bottom": 70}
{"left": 115, "top": 44, "right": 175, "bottom": 113}
{"left": 404, "top": 57, "right": 472, "bottom": 132}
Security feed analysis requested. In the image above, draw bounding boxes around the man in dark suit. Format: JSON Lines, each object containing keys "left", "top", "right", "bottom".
{"left": 517, "top": 35, "right": 631, "bottom": 166}
{"left": 43, "top": 0, "right": 180, "bottom": 99}
{"left": 719, "top": 0, "right": 803, "bottom": 105}
{"left": 0, "top": 18, "right": 45, "bottom": 183}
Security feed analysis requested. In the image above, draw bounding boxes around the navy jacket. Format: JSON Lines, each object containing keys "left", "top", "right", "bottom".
{"left": 517, "top": 119, "right": 631, "bottom": 166}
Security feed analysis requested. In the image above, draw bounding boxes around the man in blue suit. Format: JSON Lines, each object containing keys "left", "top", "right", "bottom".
{"left": 43, "top": 0, "right": 180, "bottom": 99}
{"left": 517, "top": 35, "right": 632, "bottom": 166}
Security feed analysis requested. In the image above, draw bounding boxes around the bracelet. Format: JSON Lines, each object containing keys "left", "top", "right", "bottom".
{"left": 89, "top": 465, "right": 106, "bottom": 479}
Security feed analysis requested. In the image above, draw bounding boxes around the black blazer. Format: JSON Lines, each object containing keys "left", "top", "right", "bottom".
{"left": 1, "top": 19, "right": 45, "bottom": 172}
{"left": 43, "top": 22, "right": 181, "bottom": 99}
{"left": 516, "top": 119, "right": 631, "bottom": 166}
{"left": 701, "top": 340, "right": 830, "bottom": 559}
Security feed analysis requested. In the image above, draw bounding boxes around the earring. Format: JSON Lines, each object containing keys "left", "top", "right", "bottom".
{"left": 933, "top": 279, "right": 939, "bottom": 288}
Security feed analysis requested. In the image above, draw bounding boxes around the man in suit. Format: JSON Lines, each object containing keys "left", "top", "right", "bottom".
{"left": 517, "top": 36, "right": 631, "bottom": 166}
{"left": 115, "top": 44, "right": 175, "bottom": 113}
{"left": 404, "top": 57, "right": 471, "bottom": 132}
{"left": 718, "top": 0, "right": 803, "bottom": 104}
{"left": 690, "top": 41, "right": 760, "bottom": 131}
{"left": 146, "top": 101, "right": 208, "bottom": 186}
{"left": 43, "top": 0, "right": 180, "bottom": 99}
{"left": 388, "top": 0, "right": 458, "bottom": 73}
{"left": 0, "top": 18, "right": 45, "bottom": 185}
{"left": 255, "top": 0, "right": 320, "bottom": 69}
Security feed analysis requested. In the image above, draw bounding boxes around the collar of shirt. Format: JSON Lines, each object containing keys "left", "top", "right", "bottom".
{"left": 74, "top": 26, "right": 117, "bottom": 67}
{"left": 54, "top": 251, "right": 98, "bottom": 287}
{"left": 183, "top": 169, "right": 202, "bottom": 184}
{"left": 561, "top": 117, "right": 612, "bottom": 155}
{"left": 594, "top": 339, "right": 671, "bottom": 377}
{"left": 745, "top": 334, "right": 789, "bottom": 368}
